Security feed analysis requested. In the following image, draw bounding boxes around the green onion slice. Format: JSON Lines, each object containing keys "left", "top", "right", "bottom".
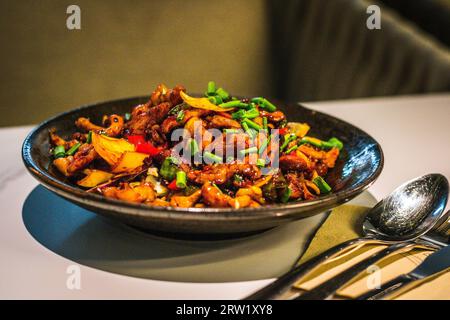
{"left": 313, "top": 176, "right": 332, "bottom": 194}
{"left": 239, "top": 146, "right": 258, "bottom": 157}
{"left": 86, "top": 131, "right": 93, "bottom": 144}
{"left": 176, "top": 171, "right": 187, "bottom": 189}
{"left": 207, "top": 81, "right": 216, "bottom": 96}
{"left": 53, "top": 145, "right": 66, "bottom": 158}
{"left": 203, "top": 151, "right": 223, "bottom": 164}
{"left": 66, "top": 142, "right": 81, "bottom": 156}
{"left": 280, "top": 187, "right": 292, "bottom": 203}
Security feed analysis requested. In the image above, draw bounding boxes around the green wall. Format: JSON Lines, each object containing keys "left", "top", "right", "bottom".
{"left": 0, "top": 0, "right": 270, "bottom": 127}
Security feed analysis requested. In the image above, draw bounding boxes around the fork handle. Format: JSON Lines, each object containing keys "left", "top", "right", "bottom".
{"left": 245, "top": 237, "right": 372, "bottom": 300}
{"left": 356, "top": 275, "right": 416, "bottom": 300}
{"left": 296, "top": 242, "right": 413, "bottom": 300}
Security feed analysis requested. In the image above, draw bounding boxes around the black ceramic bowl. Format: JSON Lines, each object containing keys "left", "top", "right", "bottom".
{"left": 22, "top": 96, "right": 383, "bottom": 235}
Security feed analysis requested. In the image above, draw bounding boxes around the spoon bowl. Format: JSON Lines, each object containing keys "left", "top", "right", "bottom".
{"left": 364, "top": 174, "right": 449, "bottom": 241}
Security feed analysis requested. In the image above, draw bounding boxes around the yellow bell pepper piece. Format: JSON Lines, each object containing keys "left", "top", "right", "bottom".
{"left": 112, "top": 151, "right": 149, "bottom": 173}
{"left": 77, "top": 169, "right": 114, "bottom": 188}
{"left": 287, "top": 122, "right": 310, "bottom": 138}
{"left": 180, "top": 91, "right": 234, "bottom": 112}
{"left": 91, "top": 132, "right": 135, "bottom": 166}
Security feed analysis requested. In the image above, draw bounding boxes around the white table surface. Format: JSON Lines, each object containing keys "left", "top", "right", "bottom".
{"left": 1, "top": 94, "right": 449, "bottom": 299}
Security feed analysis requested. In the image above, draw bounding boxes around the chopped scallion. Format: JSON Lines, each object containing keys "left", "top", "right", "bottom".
{"left": 219, "top": 101, "right": 250, "bottom": 109}
{"left": 258, "top": 135, "right": 270, "bottom": 155}
{"left": 242, "top": 118, "right": 261, "bottom": 131}
{"left": 232, "top": 109, "right": 259, "bottom": 120}
{"left": 313, "top": 176, "right": 332, "bottom": 194}
{"left": 207, "top": 81, "right": 216, "bottom": 96}
{"left": 53, "top": 145, "right": 65, "bottom": 158}
{"left": 208, "top": 95, "right": 223, "bottom": 105}
{"left": 176, "top": 110, "right": 185, "bottom": 122}
{"left": 251, "top": 97, "right": 277, "bottom": 112}
{"left": 327, "top": 137, "right": 344, "bottom": 150}
{"left": 86, "top": 131, "right": 92, "bottom": 144}
{"left": 239, "top": 146, "right": 258, "bottom": 157}
{"left": 286, "top": 145, "right": 298, "bottom": 154}
{"left": 262, "top": 117, "right": 268, "bottom": 130}
{"left": 215, "top": 88, "right": 230, "bottom": 100}
{"left": 280, "top": 134, "right": 296, "bottom": 152}
{"left": 224, "top": 128, "right": 240, "bottom": 134}
{"left": 176, "top": 171, "right": 187, "bottom": 189}
{"left": 280, "top": 187, "right": 292, "bottom": 203}
{"left": 190, "top": 139, "right": 199, "bottom": 155}
{"left": 66, "top": 142, "right": 81, "bottom": 156}
{"left": 203, "top": 151, "right": 222, "bottom": 164}
{"left": 256, "top": 158, "right": 266, "bottom": 167}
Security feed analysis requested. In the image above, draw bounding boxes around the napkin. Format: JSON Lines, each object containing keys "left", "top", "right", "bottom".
{"left": 292, "top": 205, "right": 450, "bottom": 300}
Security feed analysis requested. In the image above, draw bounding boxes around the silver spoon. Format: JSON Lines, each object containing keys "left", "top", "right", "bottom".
{"left": 245, "top": 173, "right": 449, "bottom": 300}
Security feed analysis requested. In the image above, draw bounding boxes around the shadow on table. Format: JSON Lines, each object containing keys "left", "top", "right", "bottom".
{"left": 22, "top": 186, "right": 341, "bottom": 283}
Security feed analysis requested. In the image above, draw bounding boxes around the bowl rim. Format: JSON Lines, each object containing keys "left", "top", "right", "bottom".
{"left": 22, "top": 96, "right": 384, "bottom": 220}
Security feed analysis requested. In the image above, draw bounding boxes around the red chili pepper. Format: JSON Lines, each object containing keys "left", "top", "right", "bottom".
{"left": 279, "top": 127, "right": 288, "bottom": 136}
{"left": 135, "top": 142, "right": 160, "bottom": 156}
{"left": 127, "top": 135, "right": 161, "bottom": 156}
{"left": 127, "top": 135, "right": 146, "bottom": 145}
{"left": 167, "top": 179, "right": 179, "bottom": 191}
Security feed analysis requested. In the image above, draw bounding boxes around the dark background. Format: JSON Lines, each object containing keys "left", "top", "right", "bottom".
{"left": 0, "top": 0, "right": 449, "bottom": 127}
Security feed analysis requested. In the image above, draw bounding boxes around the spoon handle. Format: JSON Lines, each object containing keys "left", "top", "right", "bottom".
{"left": 245, "top": 237, "right": 380, "bottom": 300}
{"left": 295, "top": 242, "right": 414, "bottom": 300}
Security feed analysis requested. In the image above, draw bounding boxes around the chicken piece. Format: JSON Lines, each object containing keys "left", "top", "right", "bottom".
{"left": 298, "top": 145, "right": 326, "bottom": 160}
{"left": 133, "top": 183, "right": 157, "bottom": 202}
{"left": 209, "top": 115, "right": 241, "bottom": 129}
{"left": 125, "top": 102, "right": 171, "bottom": 136}
{"left": 67, "top": 144, "right": 98, "bottom": 175}
{"left": 103, "top": 184, "right": 141, "bottom": 203}
{"left": 201, "top": 182, "right": 231, "bottom": 207}
{"left": 188, "top": 164, "right": 231, "bottom": 185}
{"left": 103, "top": 114, "right": 125, "bottom": 137}
{"left": 148, "top": 198, "right": 171, "bottom": 207}
{"left": 248, "top": 200, "right": 261, "bottom": 207}
{"left": 301, "top": 181, "right": 316, "bottom": 200}
{"left": 235, "top": 186, "right": 265, "bottom": 204}
{"left": 201, "top": 182, "right": 255, "bottom": 209}
{"left": 102, "top": 182, "right": 156, "bottom": 203}
{"left": 279, "top": 154, "right": 309, "bottom": 172}
{"left": 150, "top": 84, "right": 186, "bottom": 107}
{"left": 75, "top": 117, "right": 103, "bottom": 133}
{"left": 146, "top": 124, "right": 167, "bottom": 146}
{"left": 49, "top": 130, "right": 66, "bottom": 146}
{"left": 170, "top": 189, "right": 202, "bottom": 208}
{"left": 49, "top": 130, "right": 80, "bottom": 149}
{"left": 52, "top": 143, "right": 98, "bottom": 177}
{"left": 285, "top": 173, "right": 304, "bottom": 199}
{"left": 188, "top": 164, "right": 261, "bottom": 185}
{"left": 259, "top": 110, "right": 286, "bottom": 123}
{"left": 324, "top": 147, "right": 339, "bottom": 168}
{"left": 75, "top": 114, "right": 124, "bottom": 137}
{"left": 71, "top": 132, "right": 87, "bottom": 143}
{"left": 228, "top": 195, "right": 252, "bottom": 209}
{"left": 53, "top": 156, "right": 74, "bottom": 176}
{"left": 161, "top": 116, "right": 181, "bottom": 134}
{"left": 314, "top": 161, "right": 329, "bottom": 177}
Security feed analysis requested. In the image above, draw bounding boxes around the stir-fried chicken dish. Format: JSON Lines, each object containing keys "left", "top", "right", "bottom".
{"left": 50, "top": 82, "right": 343, "bottom": 209}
